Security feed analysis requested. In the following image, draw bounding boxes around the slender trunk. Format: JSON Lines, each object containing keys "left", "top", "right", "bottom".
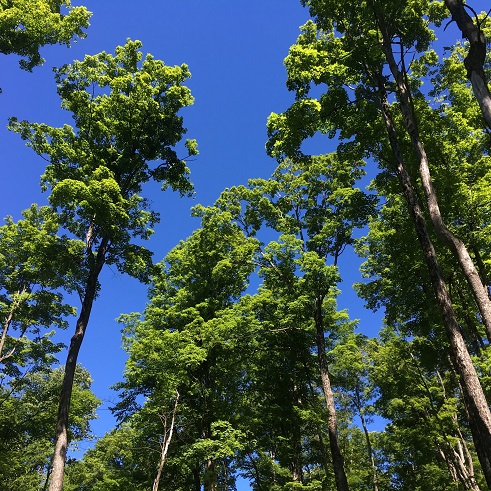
{"left": 0, "top": 285, "right": 28, "bottom": 362}
{"left": 49, "top": 237, "right": 109, "bottom": 491}
{"left": 443, "top": 0, "right": 491, "bottom": 129}
{"left": 193, "top": 466, "right": 201, "bottom": 491}
{"left": 152, "top": 391, "right": 179, "bottom": 491}
{"left": 42, "top": 465, "right": 52, "bottom": 491}
{"left": 435, "top": 371, "right": 481, "bottom": 490}
{"left": 451, "top": 430, "right": 481, "bottom": 490}
{"left": 247, "top": 453, "right": 265, "bottom": 491}
{"left": 377, "top": 18, "right": 491, "bottom": 344}
{"left": 378, "top": 88, "right": 491, "bottom": 486}
{"left": 291, "top": 434, "right": 303, "bottom": 484}
{"left": 291, "top": 385, "right": 304, "bottom": 484}
{"left": 314, "top": 296, "right": 349, "bottom": 491}
{"left": 204, "top": 459, "right": 218, "bottom": 491}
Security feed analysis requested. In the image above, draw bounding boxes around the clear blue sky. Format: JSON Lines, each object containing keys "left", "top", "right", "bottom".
{"left": 1, "top": 1, "right": 398, "bottom": 488}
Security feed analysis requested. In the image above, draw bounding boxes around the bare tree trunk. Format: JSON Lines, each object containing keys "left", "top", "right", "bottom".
{"left": 377, "top": 88, "right": 491, "bottom": 487}
{"left": 435, "top": 371, "right": 481, "bottom": 490}
{"left": 314, "top": 296, "right": 350, "bottom": 491}
{"left": 49, "top": 238, "right": 108, "bottom": 491}
{"left": 152, "top": 391, "right": 179, "bottom": 491}
{"left": 444, "top": 0, "right": 491, "bottom": 129}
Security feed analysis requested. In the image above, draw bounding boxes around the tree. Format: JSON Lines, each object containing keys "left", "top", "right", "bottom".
{"left": 210, "top": 154, "right": 374, "bottom": 490}
{"left": 114, "top": 206, "right": 258, "bottom": 490}
{"left": 9, "top": 39, "right": 198, "bottom": 490}
{"left": 329, "top": 334, "right": 380, "bottom": 491}
{"left": 443, "top": 0, "right": 491, "bottom": 129}
{"left": 267, "top": 1, "right": 491, "bottom": 481}
{"left": 64, "top": 425, "right": 152, "bottom": 491}
{"left": 370, "top": 331, "right": 483, "bottom": 490}
{"left": 0, "top": 0, "right": 91, "bottom": 72}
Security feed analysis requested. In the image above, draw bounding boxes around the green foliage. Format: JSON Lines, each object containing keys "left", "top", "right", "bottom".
{"left": 0, "top": 364, "right": 100, "bottom": 490}
{"left": 0, "top": 205, "right": 82, "bottom": 380}
{"left": 9, "top": 38, "right": 198, "bottom": 282}
{"left": 110, "top": 206, "right": 259, "bottom": 489}
{"left": 9, "top": 2, "right": 489, "bottom": 490}
{"left": 64, "top": 425, "right": 152, "bottom": 491}
{"left": 0, "top": 0, "right": 91, "bottom": 71}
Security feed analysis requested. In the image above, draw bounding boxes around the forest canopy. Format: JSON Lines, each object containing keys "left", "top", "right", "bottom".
{"left": 1, "top": 1, "right": 491, "bottom": 491}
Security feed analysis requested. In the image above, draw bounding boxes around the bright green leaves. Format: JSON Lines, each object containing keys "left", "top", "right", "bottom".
{"left": 0, "top": 205, "right": 81, "bottom": 376}
{"left": 0, "top": 0, "right": 91, "bottom": 71}
{"left": 10, "top": 39, "right": 196, "bottom": 198}
{"left": 49, "top": 167, "right": 130, "bottom": 239}
{"left": 9, "top": 39, "right": 197, "bottom": 282}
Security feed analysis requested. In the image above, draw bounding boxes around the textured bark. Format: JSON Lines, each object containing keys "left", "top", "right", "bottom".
{"left": 444, "top": 0, "right": 491, "bottom": 129}
{"left": 49, "top": 237, "right": 109, "bottom": 491}
{"left": 378, "top": 89, "right": 491, "bottom": 487}
{"left": 314, "top": 296, "right": 349, "bottom": 491}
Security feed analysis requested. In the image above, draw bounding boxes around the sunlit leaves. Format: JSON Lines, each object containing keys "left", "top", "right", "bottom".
{"left": 0, "top": 0, "right": 91, "bottom": 71}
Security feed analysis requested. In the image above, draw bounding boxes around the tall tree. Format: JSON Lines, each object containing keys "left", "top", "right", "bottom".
{"left": 114, "top": 206, "right": 259, "bottom": 490}
{"left": 9, "top": 39, "right": 198, "bottom": 490}
{"left": 267, "top": 1, "right": 491, "bottom": 480}
{"left": 214, "top": 154, "right": 375, "bottom": 490}
{"left": 0, "top": 205, "right": 80, "bottom": 385}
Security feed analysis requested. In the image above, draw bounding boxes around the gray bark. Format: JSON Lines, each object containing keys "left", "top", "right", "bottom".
{"left": 314, "top": 295, "right": 350, "bottom": 491}
{"left": 444, "top": 0, "right": 491, "bottom": 129}
{"left": 377, "top": 87, "right": 491, "bottom": 487}
{"left": 49, "top": 237, "right": 109, "bottom": 491}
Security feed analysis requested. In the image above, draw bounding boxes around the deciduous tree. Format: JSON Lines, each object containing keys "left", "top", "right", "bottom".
{"left": 9, "top": 39, "right": 197, "bottom": 490}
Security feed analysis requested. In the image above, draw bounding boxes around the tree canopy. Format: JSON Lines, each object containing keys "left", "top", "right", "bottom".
{"left": 2, "top": 1, "right": 491, "bottom": 491}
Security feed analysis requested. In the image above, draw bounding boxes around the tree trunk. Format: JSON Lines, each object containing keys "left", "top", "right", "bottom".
{"left": 314, "top": 296, "right": 350, "bottom": 491}
{"left": 377, "top": 14, "right": 491, "bottom": 344}
{"left": 204, "top": 459, "right": 218, "bottom": 491}
{"left": 0, "top": 286, "right": 28, "bottom": 363}
{"left": 193, "top": 466, "right": 201, "bottom": 491}
{"left": 152, "top": 391, "right": 179, "bottom": 491}
{"left": 355, "top": 385, "right": 378, "bottom": 491}
{"left": 435, "top": 371, "right": 481, "bottom": 490}
{"left": 49, "top": 238, "right": 109, "bottom": 491}
{"left": 444, "top": 0, "right": 491, "bottom": 129}
{"left": 377, "top": 88, "right": 491, "bottom": 487}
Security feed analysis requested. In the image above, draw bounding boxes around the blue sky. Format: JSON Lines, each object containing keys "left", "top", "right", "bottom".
{"left": 0, "top": 1, "right": 426, "bottom": 488}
